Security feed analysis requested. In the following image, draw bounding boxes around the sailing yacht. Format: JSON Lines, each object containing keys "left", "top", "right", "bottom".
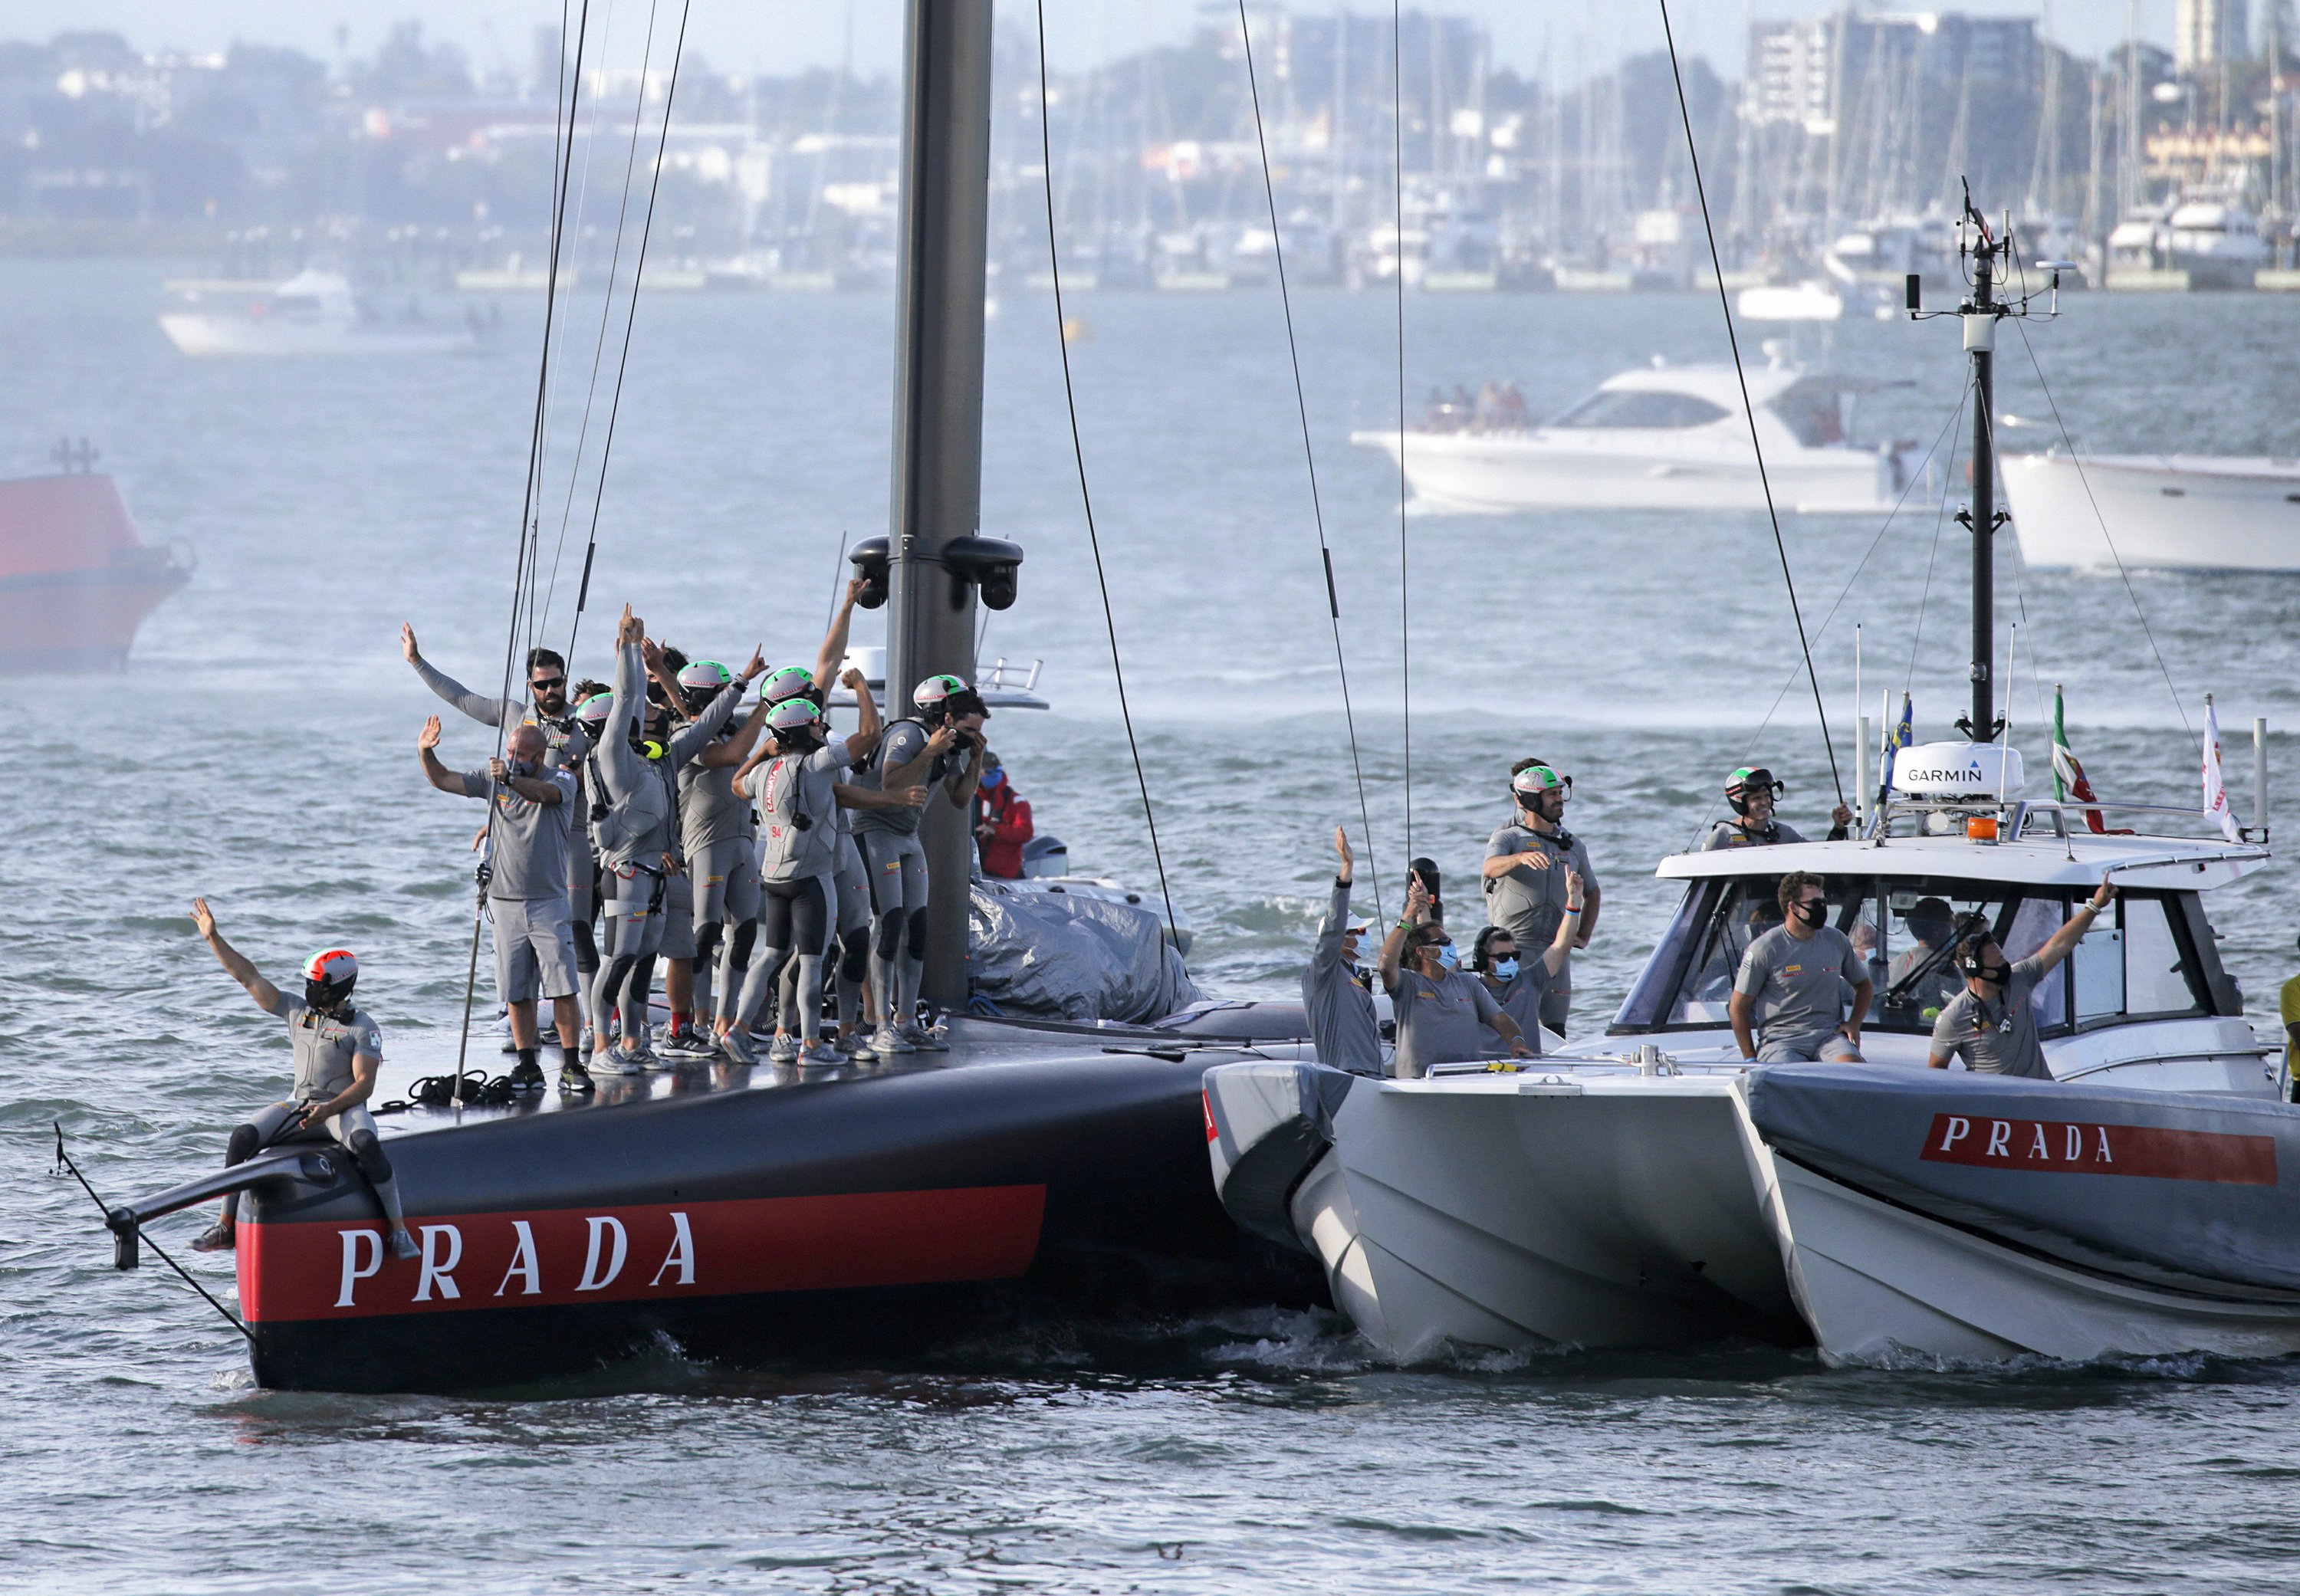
{"left": 1208, "top": 203, "right": 2297, "bottom": 1368}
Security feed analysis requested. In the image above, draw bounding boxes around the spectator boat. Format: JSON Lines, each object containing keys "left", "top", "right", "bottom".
{"left": 159, "top": 268, "right": 477, "bottom": 357}
{"left": 1349, "top": 355, "right": 1924, "bottom": 515}
{"left": 2003, "top": 450, "right": 2300, "bottom": 572}
{"left": 1207, "top": 200, "right": 2295, "bottom": 1368}
{"left": 0, "top": 458, "right": 189, "bottom": 671}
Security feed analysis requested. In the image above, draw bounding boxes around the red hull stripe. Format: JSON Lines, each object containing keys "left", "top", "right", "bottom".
{"left": 1919, "top": 1114, "right": 2275, "bottom": 1186}
{"left": 238, "top": 1184, "right": 1047, "bottom": 1323}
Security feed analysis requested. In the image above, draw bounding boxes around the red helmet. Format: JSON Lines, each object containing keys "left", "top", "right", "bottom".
{"left": 302, "top": 947, "right": 359, "bottom": 1006}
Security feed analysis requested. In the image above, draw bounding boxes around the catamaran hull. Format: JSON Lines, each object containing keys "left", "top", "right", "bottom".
{"left": 1204, "top": 1063, "right": 1802, "bottom": 1361}
{"left": 1765, "top": 1153, "right": 2300, "bottom": 1364}
{"left": 1349, "top": 429, "right": 1901, "bottom": 516}
{"left": 218, "top": 1048, "right": 1320, "bottom": 1393}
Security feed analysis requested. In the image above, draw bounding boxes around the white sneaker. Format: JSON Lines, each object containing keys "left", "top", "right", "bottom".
{"left": 849, "top": 1035, "right": 880, "bottom": 1063}
{"left": 798, "top": 1039, "right": 843, "bottom": 1066}
{"left": 767, "top": 1033, "right": 800, "bottom": 1064}
{"left": 903, "top": 1021, "right": 949, "bottom": 1053}
{"left": 869, "top": 1026, "right": 915, "bottom": 1056}
{"left": 605, "top": 1044, "right": 647, "bottom": 1075}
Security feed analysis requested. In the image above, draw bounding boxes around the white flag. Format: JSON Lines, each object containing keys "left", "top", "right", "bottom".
{"left": 2203, "top": 698, "right": 2244, "bottom": 843}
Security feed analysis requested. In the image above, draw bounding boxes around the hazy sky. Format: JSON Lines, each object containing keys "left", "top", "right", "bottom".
{"left": 12, "top": 1, "right": 2177, "bottom": 84}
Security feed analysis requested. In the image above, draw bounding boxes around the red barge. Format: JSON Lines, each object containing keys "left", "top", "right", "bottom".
{"left": 0, "top": 461, "right": 189, "bottom": 672}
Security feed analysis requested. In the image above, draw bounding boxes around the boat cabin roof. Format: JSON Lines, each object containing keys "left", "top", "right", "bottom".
{"left": 1656, "top": 829, "right": 2268, "bottom": 892}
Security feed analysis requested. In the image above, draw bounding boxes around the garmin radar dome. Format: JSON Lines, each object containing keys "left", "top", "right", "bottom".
{"left": 1888, "top": 741, "right": 2025, "bottom": 803}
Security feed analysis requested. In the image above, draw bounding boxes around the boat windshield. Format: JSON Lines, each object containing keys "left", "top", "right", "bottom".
{"left": 1769, "top": 379, "right": 1850, "bottom": 448}
{"left": 1548, "top": 389, "right": 1730, "bottom": 430}
{"left": 1612, "top": 873, "right": 2112, "bottom": 1036}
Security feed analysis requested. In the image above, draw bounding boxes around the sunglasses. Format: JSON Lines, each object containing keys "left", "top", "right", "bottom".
{"left": 531, "top": 676, "right": 567, "bottom": 692}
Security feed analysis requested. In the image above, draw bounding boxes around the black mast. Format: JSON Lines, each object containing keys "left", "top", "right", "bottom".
{"left": 1957, "top": 199, "right": 2009, "bottom": 742}
{"left": 884, "top": 0, "right": 994, "bottom": 1004}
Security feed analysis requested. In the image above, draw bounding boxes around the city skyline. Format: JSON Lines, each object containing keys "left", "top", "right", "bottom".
{"left": 8, "top": 0, "right": 2185, "bottom": 87}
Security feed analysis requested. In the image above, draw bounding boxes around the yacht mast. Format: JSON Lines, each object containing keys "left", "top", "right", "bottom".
{"left": 885, "top": 0, "right": 994, "bottom": 1003}
{"left": 1957, "top": 203, "right": 2008, "bottom": 741}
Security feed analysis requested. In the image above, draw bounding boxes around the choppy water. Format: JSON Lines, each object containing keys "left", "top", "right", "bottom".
{"left": 8, "top": 258, "right": 2300, "bottom": 1592}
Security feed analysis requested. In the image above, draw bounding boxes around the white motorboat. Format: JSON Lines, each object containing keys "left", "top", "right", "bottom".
{"left": 1350, "top": 356, "right": 1923, "bottom": 515}
{"left": 1737, "top": 280, "right": 1843, "bottom": 321}
{"left": 159, "top": 269, "right": 477, "bottom": 357}
{"left": 2165, "top": 200, "right": 2270, "bottom": 288}
{"left": 2003, "top": 451, "right": 2300, "bottom": 572}
{"left": 1212, "top": 202, "right": 2292, "bottom": 1368}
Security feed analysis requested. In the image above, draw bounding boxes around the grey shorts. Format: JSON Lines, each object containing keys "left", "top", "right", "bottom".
{"left": 1756, "top": 1032, "right": 1863, "bottom": 1065}
{"left": 491, "top": 894, "right": 581, "bottom": 1003}
{"left": 660, "top": 866, "right": 697, "bottom": 960}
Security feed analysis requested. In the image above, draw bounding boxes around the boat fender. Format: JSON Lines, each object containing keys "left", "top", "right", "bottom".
{"left": 1201, "top": 1061, "right": 1357, "bottom": 1251}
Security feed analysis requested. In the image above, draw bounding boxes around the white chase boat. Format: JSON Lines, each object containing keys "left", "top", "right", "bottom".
{"left": 1211, "top": 201, "right": 2296, "bottom": 1368}
{"left": 2004, "top": 451, "right": 2300, "bottom": 572}
{"left": 1350, "top": 356, "right": 1922, "bottom": 515}
{"left": 159, "top": 269, "right": 477, "bottom": 357}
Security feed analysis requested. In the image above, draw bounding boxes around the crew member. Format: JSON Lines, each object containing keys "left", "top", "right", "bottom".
{"left": 731, "top": 684, "right": 879, "bottom": 1065}
{"left": 665, "top": 658, "right": 770, "bottom": 1056}
{"left": 1730, "top": 872, "right": 1872, "bottom": 1063}
{"left": 1470, "top": 869, "right": 1584, "bottom": 1056}
{"left": 972, "top": 752, "right": 1033, "bottom": 879}
{"left": 187, "top": 899, "right": 417, "bottom": 1260}
{"left": 1882, "top": 896, "right": 1962, "bottom": 1019}
{"left": 1303, "top": 826, "right": 1381, "bottom": 1075}
{"left": 849, "top": 672, "right": 990, "bottom": 1056}
{"left": 1380, "top": 878, "right": 1533, "bottom": 1078}
{"left": 1700, "top": 767, "right": 1852, "bottom": 850}
{"left": 417, "top": 716, "right": 586, "bottom": 1092}
{"left": 1929, "top": 875, "right": 2115, "bottom": 1079}
{"left": 2282, "top": 935, "right": 2300, "bottom": 1098}
{"left": 583, "top": 608, "right": 747, "bottom": 1073}
{"left": 1480, "top": 760, "right": 1600, "bottom": 1030}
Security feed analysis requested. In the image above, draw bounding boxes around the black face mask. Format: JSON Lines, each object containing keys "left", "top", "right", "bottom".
{"left": 304, "top": 980, "right": 353, "bottom": 1014}
{"left": 1792, "top": 899, "right": 1828, "bottom": 928}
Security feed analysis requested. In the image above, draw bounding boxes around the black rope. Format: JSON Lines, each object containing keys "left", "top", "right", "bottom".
{"left": 2006, "top": 314, "right": 2192, "bottom": 736}
{"left": 538, "top": 0, "right": 663, "bottom": 647}
{"left": 54, "top": 1125, "right": 254, "bottom": 1345}
{"left": 567, "top": 0, "right": 692, "bottom": 665}
{"left": 1658, "top": 0, "right": 1842, "bottom": 806}
{"left": 1392, "top": 0, "right": 1412, "bottom": 872}
{"left": 1033, "top": 2, "right": 1178, "bottom": 947}
{"left": 1237, "top": 0, "right": 1383, "bottom": 924}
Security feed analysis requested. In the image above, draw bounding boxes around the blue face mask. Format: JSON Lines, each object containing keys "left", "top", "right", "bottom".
{"left": 1434, "top": 943, "right": 1460, "bottom": 974}
{"left": 981, "top": 767, "right": 1005, "bottom": 789}
{"left": 1492, "top": 957, "right": 1520, "bottom": 982}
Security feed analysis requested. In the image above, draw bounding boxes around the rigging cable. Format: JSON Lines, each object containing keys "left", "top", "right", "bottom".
{"left": 1657, "top": 0, "right": 1843, "bottom": 806}
{"left": 1904, "top": 385, "right": 1970, "bottom": 691}
{"left": 537, "top": 0, "right": 659, "bottom": 648}
{"left": 54, "top": 1125, "right": 253, "bottom": 1345}
{"left": 1237, "top": 0, "right": 1383, "bottom": 923}
{"left": 1392, "top": 0, "right": 1413, "bottom": 869}
{"left": 564, "top": 0, "right": 693, "bottom": 664}
{"left": 1033, "top": 0, "right": 1178, "bottom": 946}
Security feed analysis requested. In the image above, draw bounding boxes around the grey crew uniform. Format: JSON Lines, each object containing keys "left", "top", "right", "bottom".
{"left": 734, "top": 739, "right": 856, "bottom": 1036}
{"left": 1930, "top": 954, "right": 2054, "bottom": 1079}
{"left": 1700, "top": 818, "right": 1809, "bottom": 851}
{"left": 1482, "top": 823, "right": 1597, "bottom": 1030}
{"left": 1302, "top": 878, "right": 1381, "bottom": 1075}
{"left": 1480, "top": 963, "right": 1562, "bottom": 1057}
{"left": 222, "top": 997, "right": 406, "bottom": 1231}
{"left": 586, "top": 642, "right": 739, "bottom": 1043}
{"left": 452, "top": 765, "right": 580, "bottom": 1004}
{"left": 1734, "top": 925, "right": 1865, "bottom": 1062}
{"left": 679, "top": 734, "right": 762, "bottom": 1025}
{"left": 849, "top": 718, "right": 951, "bottom": 1030}
{"left": 1390, "top": 967, "right": 1503, "bottom": 1079}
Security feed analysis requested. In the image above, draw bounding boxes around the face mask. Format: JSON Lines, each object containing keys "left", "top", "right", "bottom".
{"left": 1433, "top": 943, "right": 1460, "bottom": 973}
{"left": 1492, "top": 957, "right": 1520, "bottom": 982}
{"left": 1792, "top": 899, "right": 1828, "bottom": 928}
{"left": 981, "top": 767, "right": 1006, "bottom": 788}
{"left": 506, "top": 757, "right": 537, "bottom": 778}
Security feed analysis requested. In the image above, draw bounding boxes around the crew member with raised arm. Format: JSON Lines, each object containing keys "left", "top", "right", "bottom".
{"left": 662, "top": 658, "right": 770, "bottom": 1056}
{"left": 849, "top": 673, "right": 990, "bottom": 1055}
{"left": 798, "top": 580, "right": 882, "bottom": 1055}
{"left": 187, "top": 899, "right": 417, "bottom": 1260}
{"left": 583, "top": 607, "right": 749, "bottom": 1073}
{"left": 417, "top": 715, "right": 584, "bottom": 1092}
{"left": 1303, "top": 826, "right": 1380, "bottom": 1075}
{"left": 728, "top": 668, "right": 885, "bottom": 1065}
{"left": 1470, "top": 869, "right": 1585, "bottom": 1056}
{"left": 1730, "top": 872, "right": 1873, "bottom": 1063}
{"left": 1700, "top": 766, "right": 1853, "bottom": 850}
{"left": 1481, "top": 760, "right": 1600, "bottom": 1030}
{"left": 1928, "top": 875, "right": 2116, "bottom": 1079}
{"left": 1380, "top": 878, "right": 1533, "bottom": 1079}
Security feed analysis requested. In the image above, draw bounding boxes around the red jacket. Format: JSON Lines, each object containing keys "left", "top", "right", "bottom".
{"left": 975, "top": 784, "right": 1034, "bottom": 878}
